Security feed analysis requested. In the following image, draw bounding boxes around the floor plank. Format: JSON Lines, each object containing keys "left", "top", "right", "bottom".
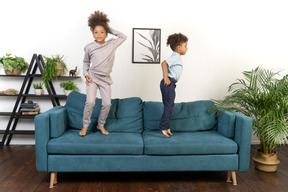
{"left": 0, "top": 145, "right": 287, "bottom": 192}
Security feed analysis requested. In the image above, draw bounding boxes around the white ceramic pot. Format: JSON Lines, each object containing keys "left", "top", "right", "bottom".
{"left": 34, "top": 89, "right": 42, "bottom": 95}
{"left": 65, "top": 90, "right": 72, "bottom": 96}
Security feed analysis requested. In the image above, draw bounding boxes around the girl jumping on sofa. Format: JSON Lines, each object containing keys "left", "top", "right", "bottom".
{"left": 159, "top": 33, "right": 188, "bottom": 137}
{"left": 79, "top": 11, "right": 127, "bottom": 136}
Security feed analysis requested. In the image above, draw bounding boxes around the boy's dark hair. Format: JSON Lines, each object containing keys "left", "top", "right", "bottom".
{"left": 167, "top": 33, "right": 188, "bottom": 51}
{"left": 88, "top": 11, "right": 110, "bottom": 33}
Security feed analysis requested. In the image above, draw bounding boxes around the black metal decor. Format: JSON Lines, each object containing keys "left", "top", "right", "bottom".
{"left": 0, "top": 54, "right": 80, "bottom": 148}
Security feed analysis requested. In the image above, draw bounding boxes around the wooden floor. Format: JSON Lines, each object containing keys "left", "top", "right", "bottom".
{"left": 0, "top": 145, "right": 288, "bottom": 192}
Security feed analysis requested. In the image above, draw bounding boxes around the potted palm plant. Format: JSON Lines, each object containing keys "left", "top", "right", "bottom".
{"left": 211, "top": 66, "right": 288, "bottom": 172}
{"left": 33, "top": 82, "right": 43, "bottom": 95}
{"left": 60, "top": 81, "right": 78, "bottom": 96}
{"left": 43, "top": 54, "right": 67, "bottom": 89}
{"left": 0, "top": 53, "right": 29, "bottom": 75}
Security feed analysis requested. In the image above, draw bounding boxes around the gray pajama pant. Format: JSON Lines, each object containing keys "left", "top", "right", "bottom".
{"left": 82, "top": 74, "right": 112, "bottom": 128}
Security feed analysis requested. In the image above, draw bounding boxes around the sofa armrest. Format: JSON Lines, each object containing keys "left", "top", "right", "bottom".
{"left": 217, "top": 110, "right": 236, "bottom": 138}
{"left": 50, "top": 107, "right": 67, "bottom": 138}
{"left": 217, "top": 111, "right": 253, "bottom": 172}
{"left": 233, "top": 112, "right": 253, "bottom": 172}
{"left": 35, "top": 106, "right": 64, "bottom": 172}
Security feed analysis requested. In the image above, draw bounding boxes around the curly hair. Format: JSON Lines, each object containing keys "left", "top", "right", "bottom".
{"left": 88, "top": 11, "right": 110, "bottom": 33}
{"left": 167, "top": 33, "right": 188, "bottom": 51}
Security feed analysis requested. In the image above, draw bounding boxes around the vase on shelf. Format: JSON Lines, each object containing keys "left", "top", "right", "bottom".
{"left": 65, "top": 90, "right": 72, "bottom": 96}
{"left": 34, "top": 89, "right": 42, "bottom": 95}
{"left": 56, "top": 62, "right": 63, "bottom": 76}
{"left": 5, "top": 69, "right": 21, "bottom": 75}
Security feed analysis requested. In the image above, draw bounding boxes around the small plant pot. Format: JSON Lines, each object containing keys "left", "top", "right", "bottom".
{"left": 5, "top": 69, "right": 21, "bottom": 75}
{"left": 56, "top": 62, "right": 63, "bottom": 76}
{"left": 65, "top": 90, "right": 73, "bottom": 96}
{"left": 252, "top": 149, "right": 280, "bottom": 172}
{"left": 34, "top": 89, "right": 42, "bottom": 95}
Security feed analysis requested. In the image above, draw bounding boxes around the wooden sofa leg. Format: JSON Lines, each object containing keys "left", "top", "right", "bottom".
{"left": 226, "top": 171, "right": 232, "bottom": 183}
{"left": 231, "top": 171, "right": 237, "bottom": 185}
{"left": 226, "top": 171, "right": 237, "bottom": 185}
{"left": 54, "top": 172, "right": 58, "bottom": 184}
{"left": 49, "top": 172, "right": 57, "bottom": 188}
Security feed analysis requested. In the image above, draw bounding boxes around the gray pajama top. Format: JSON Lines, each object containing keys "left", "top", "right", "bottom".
{"left": 83, "top": 27, "right": 127, "bottom": 77}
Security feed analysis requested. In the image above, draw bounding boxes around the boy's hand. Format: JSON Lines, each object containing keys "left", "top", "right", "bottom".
{"left": 164, "top": 77, "right": 171, "bottom": 86}
{"left": 85, "top": 75, "right": 92, "bottom": 86}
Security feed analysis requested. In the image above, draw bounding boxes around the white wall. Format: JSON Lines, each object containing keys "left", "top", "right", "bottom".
{"left": 1, "top": 0, "right": 288, "bottom": 144}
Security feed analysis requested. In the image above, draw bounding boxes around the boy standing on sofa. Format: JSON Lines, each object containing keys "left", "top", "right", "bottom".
{"left": 79, "top": 11, "right": 127, "bottom": 136}
{"left": 159, "top": 33, "right": 188, "bottom": 137}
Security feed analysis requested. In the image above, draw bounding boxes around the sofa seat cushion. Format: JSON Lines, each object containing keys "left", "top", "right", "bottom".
{"left": 47, "top": 130, "right": 143, "bottom": 155}
{"left": 143, "top": 130, "right": 238, "bottom": 155}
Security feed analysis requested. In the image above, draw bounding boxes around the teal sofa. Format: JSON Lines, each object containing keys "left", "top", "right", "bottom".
{"left": 35, "top": 91, "right": 253, "bottom": 188}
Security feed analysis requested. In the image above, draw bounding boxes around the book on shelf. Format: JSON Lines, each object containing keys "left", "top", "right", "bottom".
{"left": 20, "top": 107, "right": 40, "bottom": 112}
{"left": 21, "top": 111, "right": 39, "bottom": 115}
{"left": 20, "top": 103, "right": 40, "bottom": 115}
{"left": 20, "top": 103, "right": 39, "bottom": 108}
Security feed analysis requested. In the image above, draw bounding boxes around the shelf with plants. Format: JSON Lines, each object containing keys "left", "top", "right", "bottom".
{"left": 0, "top": 74, "right": 80, "bottom": 78}
{"left": 0, "top": 53, "right": 81, "bottom": 148}
{"left": 0, "top": 94, "right": 68, "bottom": 98}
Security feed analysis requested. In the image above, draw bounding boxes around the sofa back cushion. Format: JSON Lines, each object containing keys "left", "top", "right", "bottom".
{"left": 65, "top": 91, "right": 143, "bottom": 132}
{"left": 144, "top": 100, "right": 217, "bottom": 132}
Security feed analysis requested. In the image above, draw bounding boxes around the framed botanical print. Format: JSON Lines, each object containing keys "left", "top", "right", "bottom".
{"left": 132, "top": 28, "right": 161, "bottom": 64}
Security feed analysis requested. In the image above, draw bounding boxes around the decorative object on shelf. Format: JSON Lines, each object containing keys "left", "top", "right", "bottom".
{"left": 33, "top": 82, "right": 43, "bottom": 95}
{"left": 0, "top": 88, "right": 19, "bottom": 95}
{"left": 132, "top": 28, "right": 161, "bottom": 64}
{"left": 20, "top": 102, "right": 40, "bottom": 115}
{"left": 69, "top": 66, "right": 77, "bottom": 77}
{"left": 0, "top": 53, "right": 29, "bottom": 75}
{"left": 210, "top": 66, "right": 288, "bottom": 172}
{"left": 60, "top": 81, "right": 78, "bottom": 96}
{"left": 43, "top": 54, "right": 68, "bottom": 89}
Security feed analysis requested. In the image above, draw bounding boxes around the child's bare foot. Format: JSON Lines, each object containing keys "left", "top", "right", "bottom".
{"left": 97, "top": 126, "right": 109, "bottom": 135}
{"left": 79, "top": 127, "right": 88, "bottom": 136}
{"left": 167, "top": 129, "right": 173, "bottom": 136}
{"left": 162, "top": 130, "right": 170, "bottom": 138}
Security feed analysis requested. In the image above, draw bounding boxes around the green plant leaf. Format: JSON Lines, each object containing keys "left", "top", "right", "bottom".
{"left": 210, "top": 66, "right": 288, "bottom": 154}
{"left": 0, "top": 54, "right": 28, "bottom": 72}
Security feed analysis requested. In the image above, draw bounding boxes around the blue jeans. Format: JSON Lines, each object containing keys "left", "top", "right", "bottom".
{"left": 159, "top": 78, "right": 176, "bottom": 130}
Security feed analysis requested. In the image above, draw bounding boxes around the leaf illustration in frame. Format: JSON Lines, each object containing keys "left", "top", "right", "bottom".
{"left": 132, "top": 28, "right": 161, "bottom": 64}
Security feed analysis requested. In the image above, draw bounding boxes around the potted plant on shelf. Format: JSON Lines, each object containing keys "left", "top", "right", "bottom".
{"left": 210, "top": 66, "right": 288, "bottom": 172}
{"left": 0, "top": 53, "right": 29, "bottom": 75}
{"left": 60, "top": 81, "right": 78, "bottom": 96}
{"left": 33, "top": 82, "right": 43, "bottom": 95}
{"left": 43, "top": 54, "right": 67, "bottom": 89}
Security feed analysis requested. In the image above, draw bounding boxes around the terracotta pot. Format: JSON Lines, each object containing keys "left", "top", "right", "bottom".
{"left": 5, "top": 69, "right": 21, "bottom": 75}
{"left": 56, "top": 62, "right": 63, "bottom": 76}
{"left": 252, "top": 149, "right": 280, "bottom": 172}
